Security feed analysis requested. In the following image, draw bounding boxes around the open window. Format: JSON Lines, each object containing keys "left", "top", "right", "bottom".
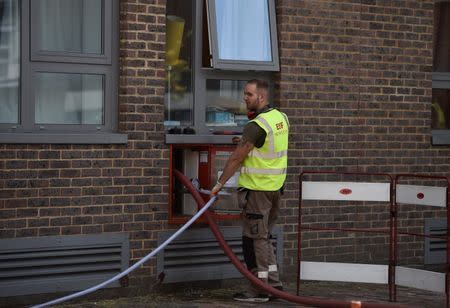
{"left": 165, "top": 0, "right": 279, "bottom": 144}
{"left": 206, "top": 0, "right": 279, "bottom": 71}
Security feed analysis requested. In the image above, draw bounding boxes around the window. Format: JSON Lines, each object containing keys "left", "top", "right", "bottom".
{"left": 205, "top": 79, "right": 248, "bottom": 128}
{"left": 206, "top": 0, "right": 279, "bottom": 71}
{"left": 165, "top": 0, "right": 279, "bottom": 143}
{"left": 165, "top": 0, "right": 194, "bottom": 129}
{"left": 0, "top": 0, "right": 124, "bottom": 144}
{"left": 432, "top": 1, "right": 450, "bottom": 144}
{"left": 0, "top": 0, "right": 19, "bottom": 124}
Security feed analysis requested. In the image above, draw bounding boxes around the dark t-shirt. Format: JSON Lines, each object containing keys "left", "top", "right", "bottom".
{"left": 242, "top": 121, "right": 266, "bottom": 148}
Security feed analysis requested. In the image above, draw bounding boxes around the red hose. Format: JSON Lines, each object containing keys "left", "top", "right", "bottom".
{"left": 173, "top": 169, "right": 409, "bottom": 308}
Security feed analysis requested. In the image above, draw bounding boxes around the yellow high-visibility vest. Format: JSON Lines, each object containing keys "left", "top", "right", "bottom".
{"left": 238, "top": 109, "right": 289, "bottom": 191}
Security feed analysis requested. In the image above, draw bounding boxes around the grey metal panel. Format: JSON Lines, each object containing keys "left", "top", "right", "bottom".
{"left": 20, "top": 0, "right": 32, "bottom": 131}
{"left": 193, "top": 0, "right": 207, "bottom": 136}
{"left": 0, "top": 254, "right": 122, "bottom": 269}
{"left": 1, "top": 273, "right": 119, "bottom": 297}
{"left": 432, "top": 72, "right": 450, "bottom": 84}
{"left": 0, "top": 132, "right": 128, "bottom": 144}
{"left": 0, "top": 233, "right": 129, "bottom": 297}
{"left": 432, "top": 80, "right": 450, "bottom": 89}
{"left": 0, "top": 263, "right": 121, "bottom": 278}
{"left": 157, "top": 226, "right": 283, "bottom": 283}
{"left": 424, "top": 219, "right": 447, "bottom": 264}
{"left": 432, "top": 130, "right": 450, "bottom": 145}
{"left": 165, "top": 134, "right": 239, "bottom": 144}
{"left": 110, "top": 0, "right": 120, "bottom": 133}
{"left": 165, "top": 247, "right": 243, "bottom": 256}
{"left": 0, "top": 247, "right": 122, "bottom": 260}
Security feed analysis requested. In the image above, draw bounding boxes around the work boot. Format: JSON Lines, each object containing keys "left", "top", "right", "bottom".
{"left": 233, "top": 291, "right": 269, "bottom": 303}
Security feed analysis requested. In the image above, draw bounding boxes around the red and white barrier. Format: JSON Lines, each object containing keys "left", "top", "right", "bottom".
{"left": 298, "top": 172, "right": 395, "bottom": 301}
{"left": 396, "top": 184, "right": 446, "bottom": 207}
{"left": 302, "top": 182, "right": 390, "bottom": 202}
{"left": 396, "top": 266, "right": 445, "bottom": 293}
{"left": 394, "top": 174, "right": 450, "bottom": 305}
{"left": 298, "top": 171, "right": 450, "bottom": 306}
{"left": 300, "top": 261, "right": 388, "bottom": 284}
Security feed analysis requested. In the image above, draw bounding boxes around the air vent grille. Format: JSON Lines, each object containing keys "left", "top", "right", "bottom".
{"left": 424, "top": 219, "right": 447, "bottom": 265}
{"left": 0, "top": 233, "right": 129, "bottom": 297}
{"left": 157, "top": 226, "right": 283, "bottom": 283}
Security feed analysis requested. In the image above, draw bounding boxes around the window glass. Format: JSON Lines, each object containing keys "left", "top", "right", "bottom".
{"left": 205, "top": 79, "right": 248, "bottom": 128}
{"left": 432, "top": 89, "right": 450, "bottom": 129}
{"left": 35, "top": 73, "right": 103, "bottom": 124}
{"left": 36, "top": 0, "right": 102, "bottom": 54}
{"left": 165, "top": 0, "right": 193, "bottom": 128}
{"left": 432, "top": 1, "right": 450, "bottom": 134}
{"left": 213, "top": 0, "right": 272, "bottom": 62}
{"left": 0, "top": 0, "right": 20, "bottom": 123}
{"left": 434, "top": 1, "right": 450, "bottom": 72}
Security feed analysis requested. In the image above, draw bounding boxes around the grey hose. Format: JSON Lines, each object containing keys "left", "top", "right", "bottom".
{"left": 31, "top": 196, "right": 217, "bottom": 308}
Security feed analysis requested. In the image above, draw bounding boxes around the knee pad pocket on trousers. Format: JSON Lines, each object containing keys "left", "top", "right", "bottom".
{"left": 244, "top": 212, "right": 267, "bottom": 238}
{"left": 242, "top": 236, "right": 257, "bottom": 271}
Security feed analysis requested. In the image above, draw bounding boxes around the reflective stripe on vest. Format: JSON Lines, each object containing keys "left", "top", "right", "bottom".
{"left": 240, "top": 166, "right": 287, "bottom": 175}
{"left": 248, "top": 149, "right": 288, "bottom": 159}
{"left": 255, "top": 116, "right": 274, "bottom": 153}
{"left": 247, "top": 114, "right": 288, "bottom": 160}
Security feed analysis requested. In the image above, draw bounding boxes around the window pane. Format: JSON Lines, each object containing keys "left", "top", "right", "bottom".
{"left": 432, "top": 88, "right": 450, "bottom": 129}
{"left": 165, "top": 0, "right": 193, "bottom": 128}
{"left": 0, "top": 0, "right": 19, "bottom": 124}
{"left": 35, "top": 73, "right": 103, "bottom": 124}
{"left": 205, "top": 79, "right": 248, "bottom": 128}
{"left": 433, "top": 2, "right": 450, "bottom": 72}
{"left": 214, "top": 0, "right": 272, "bottom": 62}
{"left": 36, "top": 0, "right": 102, "bottom": 54}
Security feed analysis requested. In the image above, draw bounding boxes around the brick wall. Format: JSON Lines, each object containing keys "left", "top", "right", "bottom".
{"left": 1, "top": 0, "right": 449, "bottom": 288}
{"left": 0, "top": 0, "right": 169, "bottom": 285}
{"left": 276, "top": 0, "right": 449, "bottom": 277}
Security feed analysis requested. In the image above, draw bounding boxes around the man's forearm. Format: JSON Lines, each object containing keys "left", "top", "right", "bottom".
{"left": 218, "top": 155, "right": 242, "bottom": 186}
{"left": 217, "top": 140, "right": 254, "bottom": 186}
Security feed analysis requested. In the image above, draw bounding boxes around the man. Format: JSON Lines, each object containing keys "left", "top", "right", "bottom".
{"left": 211, "top": 79, "right": 289, "bottom": 303}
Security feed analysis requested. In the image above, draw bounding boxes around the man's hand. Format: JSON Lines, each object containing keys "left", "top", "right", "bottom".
{"left": 211, "top": 181, "right": 223, "bottom": 196}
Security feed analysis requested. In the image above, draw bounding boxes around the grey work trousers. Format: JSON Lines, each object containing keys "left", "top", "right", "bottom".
{"left": 238, "top": 189, "right": 282, "bottom": 290}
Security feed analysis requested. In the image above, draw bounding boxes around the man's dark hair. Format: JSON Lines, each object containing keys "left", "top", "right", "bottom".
{"left": 247, "top": 79, "right": 269, "bottom": 92}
